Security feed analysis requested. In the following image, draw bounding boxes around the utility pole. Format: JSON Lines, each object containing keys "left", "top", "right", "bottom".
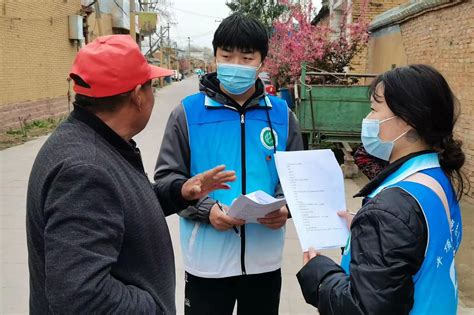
{"left": 130, "top": 0, "right": 137, "bottom": 43}
{"left": 94, "top": 0, "right": 104, "bottom": 37}
{"left": 166, "top": 22, "right": 171, "bottom": 69}
{"left": 176, "top": 44, "right": 180, "bottom": 73}
{"left": 141, "top": 0, "right": 149, "bottom": 51}
{"left": 187, "top": 37, "right": 191, "bottom": 58}
{"left": 187, "top": 36, "right": 192, "bottom": 72}
{"left": 159, "top": 25, "right": 163, "bottom": 68}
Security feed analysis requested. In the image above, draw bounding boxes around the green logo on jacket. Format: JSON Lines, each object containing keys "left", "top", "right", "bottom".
{"left": 260, "top": 127, "right": 278, "bottom": 150}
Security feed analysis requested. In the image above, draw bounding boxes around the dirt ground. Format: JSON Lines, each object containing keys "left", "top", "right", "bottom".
{"left": 0, "top": 118, "right": 62, "bottom": 150}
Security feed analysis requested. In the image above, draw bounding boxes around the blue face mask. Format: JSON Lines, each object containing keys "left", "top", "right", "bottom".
{"left": 217, "top": 63, "right": 260, "bottom": 95}
{"left": 361, "top": 116, "right": 408, "bottom": 161}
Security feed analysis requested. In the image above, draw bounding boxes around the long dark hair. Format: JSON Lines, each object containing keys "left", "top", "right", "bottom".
{"left": 369, "top": 64, "right": 468, "bottom": 200}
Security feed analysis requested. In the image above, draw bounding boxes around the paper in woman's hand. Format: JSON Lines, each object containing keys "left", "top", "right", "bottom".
{"left": 275, "top": 150, "right": 349, "bottom": 251}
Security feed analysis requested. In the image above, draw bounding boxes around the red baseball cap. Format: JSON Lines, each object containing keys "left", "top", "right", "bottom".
{"left": 70, "top": 35, "right": 172, "bottom": 97}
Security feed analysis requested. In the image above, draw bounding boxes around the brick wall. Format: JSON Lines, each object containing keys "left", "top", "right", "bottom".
{"left": 0, "top": 0, "right": 82, "bottom": 131}
{"left": 0, "top": 96, "right": 71, "bottom": 132}
{"left": 399, "top": 1, "right": 474, "bottom": 202}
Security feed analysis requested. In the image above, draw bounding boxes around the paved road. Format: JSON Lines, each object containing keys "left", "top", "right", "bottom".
{"left": 1, "top": 76, "right": 472, "bottom": 314}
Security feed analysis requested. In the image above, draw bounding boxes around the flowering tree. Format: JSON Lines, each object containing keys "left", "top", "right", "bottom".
{"left": 265, "top": 0, "right": 369, "bottom": 87}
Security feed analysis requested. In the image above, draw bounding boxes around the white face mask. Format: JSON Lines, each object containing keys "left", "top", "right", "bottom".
{"left": 361, "top": 116, "right": 409, "bottom": 161}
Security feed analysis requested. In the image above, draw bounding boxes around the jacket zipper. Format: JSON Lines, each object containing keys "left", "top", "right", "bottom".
{"left": 240, "top": 112, "right": 247, "bottom": 275}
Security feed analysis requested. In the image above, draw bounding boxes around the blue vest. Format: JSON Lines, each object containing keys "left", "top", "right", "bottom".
{"left": 341, "top": 153, "right": 462, "bottom": 314}
{"left": 180, "top": 92, "right": 289, "bottom": 278}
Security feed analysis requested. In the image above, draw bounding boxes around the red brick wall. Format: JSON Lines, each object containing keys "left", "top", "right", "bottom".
{"left": 0, "top": 97, "right": 70, "bottom": 132}
{"left": 400, "top": 1, "right": 474, "bottom": 202}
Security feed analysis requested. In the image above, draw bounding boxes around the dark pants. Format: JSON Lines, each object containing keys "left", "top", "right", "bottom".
{"left": 184, "top": 269, "right": 282, "bottom": 315}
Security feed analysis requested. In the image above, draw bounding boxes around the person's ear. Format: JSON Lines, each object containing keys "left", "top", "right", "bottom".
{"left": 131, "top": 85, "right": 143, "bottom": 112}
{"left": 257, "top": 61, "right": 264, "bottom": 75}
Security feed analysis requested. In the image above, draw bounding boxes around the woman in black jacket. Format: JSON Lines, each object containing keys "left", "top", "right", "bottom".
{"left": 297, "top": 65, "right": 468, "bottom": 315}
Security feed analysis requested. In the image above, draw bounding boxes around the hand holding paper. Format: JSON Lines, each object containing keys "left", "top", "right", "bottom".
{"left": 275, "top": 149, "right": 349, "bottom": 251}
{"left": 227, "top": 190, "right": 286, "bottom": 224}
{"left": 257, "top": 206, "right": 289, "bottom": 230}
{"left": 209, "top": 203, "right": 245, "bottom": 231}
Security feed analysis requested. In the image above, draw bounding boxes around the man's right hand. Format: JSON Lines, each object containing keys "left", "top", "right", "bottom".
{"left": 209, "top": 203, "right": 245, "bottom": 231}
{"left": 181, "top": 165, "right": 236, "bottom": 201}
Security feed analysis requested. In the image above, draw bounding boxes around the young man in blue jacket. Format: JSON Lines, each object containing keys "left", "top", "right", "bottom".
{"left": 155, "top": 14, "right": 303, "bottom": 314}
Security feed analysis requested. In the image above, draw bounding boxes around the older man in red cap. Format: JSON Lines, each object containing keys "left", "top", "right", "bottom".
{"left": 26, "top": 35, "right": 236, "bottom": 314}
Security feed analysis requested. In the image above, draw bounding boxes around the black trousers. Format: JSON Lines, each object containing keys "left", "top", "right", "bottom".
{"left": 184, "top": 269, "right": 282, "bottom": 315}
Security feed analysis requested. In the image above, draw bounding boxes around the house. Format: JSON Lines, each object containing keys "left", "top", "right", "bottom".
{"left": 0, "top": 0, "right": 83, "bottom": 132}
{"left": 0, "top": 0, "right": 158, "bottom": 132}
{"left": 366, "top": 0, "right": 473, "bottom": 204}
{"left": 312, "top": 0, "right": 406, "bottom": 73}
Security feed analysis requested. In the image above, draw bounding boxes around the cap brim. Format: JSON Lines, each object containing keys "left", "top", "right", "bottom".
{"left": 149, "top": 65, "right": 175, "bottom": 78}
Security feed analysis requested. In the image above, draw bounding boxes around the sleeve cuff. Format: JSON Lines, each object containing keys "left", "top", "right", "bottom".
{"left": 297, "top": 255, "right": 344, "bottom": 307}
{"left": 170, "top": 179, "right": 197, "bottom": 209}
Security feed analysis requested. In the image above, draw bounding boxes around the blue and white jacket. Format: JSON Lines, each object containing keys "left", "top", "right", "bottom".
{"left": 155, "top": 74, "right": 303, "bottom": 278}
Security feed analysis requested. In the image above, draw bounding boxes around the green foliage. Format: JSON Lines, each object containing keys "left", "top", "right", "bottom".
{"left": 1, "top": 116, "right": 65, "bottom": 150}
{"left": 226, "top": 0, "right": 288, "bottom": 30}
{"left": 6, "top": 117, "right": 63, "bottom": 138}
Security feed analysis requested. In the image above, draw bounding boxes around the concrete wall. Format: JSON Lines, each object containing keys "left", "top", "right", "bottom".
{"left": 350, "top": 0, "right": 406, "bottom": 73}
{"left": 86, "top": 12, "right": 114, "bottom": 42}
{"left": 0, "top": 0, "right": 82, "bottom": 132}
{"left": 366, "top": 24, "right": 407, "bottom": 73}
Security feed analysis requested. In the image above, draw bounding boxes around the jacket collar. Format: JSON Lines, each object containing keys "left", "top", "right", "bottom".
{"left": 70, "top": 104, "right": 145, "bottom": 173}
{"left": 355, "top": 150, "right": 436, "bottom": 198}
{"left": 204, "top": 94, "right": 273, "bottom": 109}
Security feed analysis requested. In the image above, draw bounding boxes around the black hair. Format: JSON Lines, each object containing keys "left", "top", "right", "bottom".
{"left": 212, "top": 13, "right": 269, "bottom": 61}
{"left": 369, "top": 64, "right": 468, "bottom": 200}
{"left": 74, "top": 80, "right": 152, "bottom": 114}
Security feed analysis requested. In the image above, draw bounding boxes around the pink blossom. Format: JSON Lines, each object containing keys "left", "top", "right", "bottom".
{"left": 265, "top": 1, "right": 369, "bottom": 87}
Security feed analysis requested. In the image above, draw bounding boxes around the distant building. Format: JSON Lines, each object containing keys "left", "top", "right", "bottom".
{"left": 189, "top": 51, "right": 205, "bottom": 61}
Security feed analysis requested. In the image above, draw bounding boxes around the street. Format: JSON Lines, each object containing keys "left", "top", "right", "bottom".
{"left": 1, "top": 76, "right": 472, "bottom": 314}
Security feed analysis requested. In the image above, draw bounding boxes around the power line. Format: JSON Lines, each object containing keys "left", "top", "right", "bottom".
{"left": 171, "top": 7, "right": 223, "bottom": 19}
{"left": 172, "top": 29, "right": 215, "bottom": 39}
{"left": 113, "top": 0, "right": 128, "bottom": 16}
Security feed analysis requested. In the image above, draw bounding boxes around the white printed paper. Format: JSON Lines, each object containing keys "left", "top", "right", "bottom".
{"left": 275, "top": 150, "right": 349, "bottom": 251}
{"left": 227, "top": 190, "right": 287, "bottom": 223}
